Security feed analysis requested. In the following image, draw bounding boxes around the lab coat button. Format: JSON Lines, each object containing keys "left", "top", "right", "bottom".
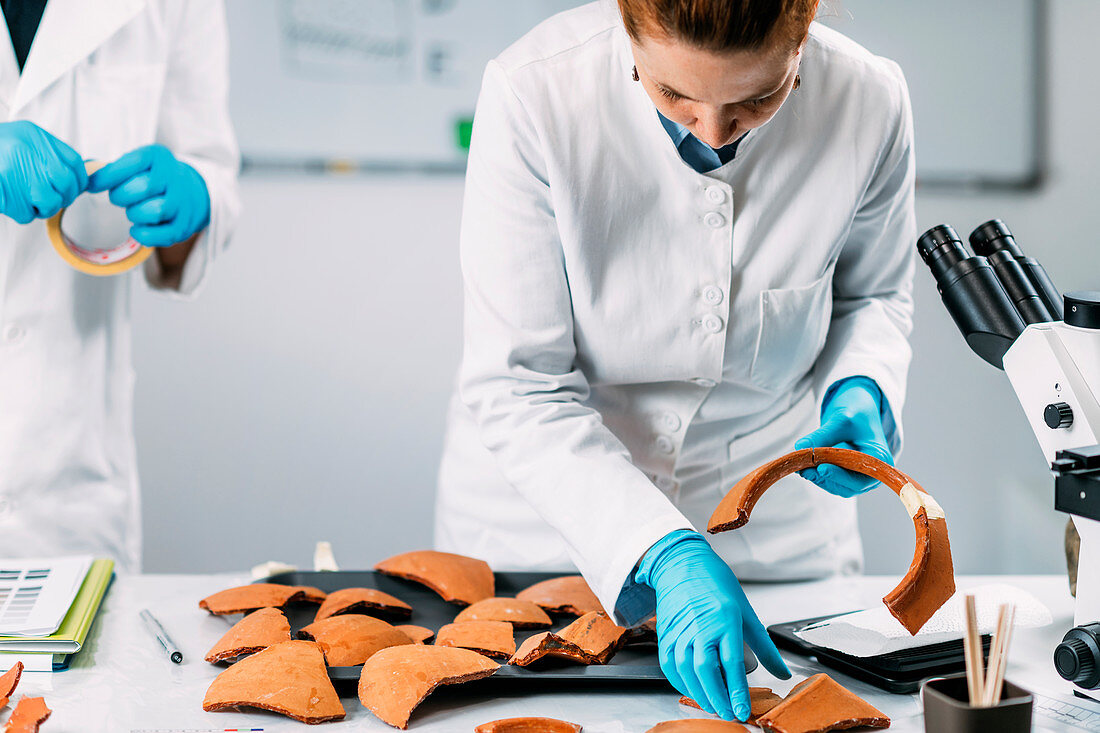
{"left": 702, "top": 286, "right": 724, "bottom": 305}
{"left": 0, "top": 497, "right": 10, "bottom": 515}
{"left": 704, "top": 212, "right": 726, "bottom": 228}
{"left": 4, "top": 324, "right": 24, "bottom": 343}
{"left": 654, "top": 435, "right": 675, "bottom": 454}
{"left": 702, "top": 314, "right": 725, "bottom": 333}
{"left": 691, "top": 378, "right": 717, "bottom": 388}
{"left": 660, "top": 412, "right": 682, "bottom": 432}
{"left": 705, "top": 186, "right": 727, "bottom": 204}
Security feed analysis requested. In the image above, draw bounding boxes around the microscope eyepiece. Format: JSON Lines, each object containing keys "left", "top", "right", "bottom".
{"left": 916, "top": 223, "right": 1027, "bottom": 368}
{"left": 969, "top": 219, "right": 1024, "bottom": 259}
{"left": 968, "top": 220, "right": 1062, "bottom": 320}
{"left": 916, "top": 224, "right": 968, "bottom": 283}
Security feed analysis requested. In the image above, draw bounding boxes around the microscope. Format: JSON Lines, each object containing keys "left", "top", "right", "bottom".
{"left": 917, "top": 220, "right": 1100, "bottom": 697}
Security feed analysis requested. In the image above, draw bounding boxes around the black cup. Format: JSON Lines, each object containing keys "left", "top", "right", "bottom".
{"left": 922, "top": 673, "right": 1032, "bottom": 732}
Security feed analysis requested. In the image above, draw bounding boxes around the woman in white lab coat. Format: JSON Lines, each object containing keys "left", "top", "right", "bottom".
{"left": 436, "top": 0, "right": 913, "bottom": 721}
{"left": 0, "top": 0, "right": 239, "bottom": 570}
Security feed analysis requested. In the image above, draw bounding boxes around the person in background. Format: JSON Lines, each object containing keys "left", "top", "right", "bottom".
{"left": 0, "top": 0, "right": 240, "bottom": 569}
{"left": 436, "top": 0, "right": 913, "bottom": 722}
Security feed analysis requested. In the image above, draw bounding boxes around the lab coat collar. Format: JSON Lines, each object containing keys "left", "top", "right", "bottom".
{"left": 12, "top": 0, "right": 146, "bottom": 114}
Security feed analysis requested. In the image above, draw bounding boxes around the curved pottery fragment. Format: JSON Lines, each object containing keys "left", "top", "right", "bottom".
{"left": 358, "top": 645, "right": 499, "bottom": 729}
{"left": 708, "top": 447, "right": 954, "bottom": 635}
{"left": 375, "top": 550, "right": 494, "bottom": 606}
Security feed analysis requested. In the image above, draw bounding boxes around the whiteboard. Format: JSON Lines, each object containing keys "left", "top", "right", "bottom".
{"left": 226, "top": 0, "right": 580, "bottom": 172}
{"left": 227, "top": 0, "right": 1043, "bottom": 187}
{"left": 819, "top": 0, "right": 1043, "bottom": 188}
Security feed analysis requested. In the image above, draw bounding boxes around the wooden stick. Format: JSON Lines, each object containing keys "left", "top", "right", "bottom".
{"left": 981, "top": 604, "right": 1008, "bottom": 706}
{"left": 964, "top": 594, "right": 984, "bottom": 706}
{"left": 987, "top": 604, "right": 1016, "bottom": 706}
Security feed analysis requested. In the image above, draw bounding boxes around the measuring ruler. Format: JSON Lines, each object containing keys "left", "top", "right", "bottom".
{"left": 1034, "top": 692, "right": 1100, "bottom": 731}
{"left": 130, "top": 729, "right": 264, "bottom": 732}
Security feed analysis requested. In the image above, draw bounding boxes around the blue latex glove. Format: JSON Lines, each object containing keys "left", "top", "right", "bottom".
{"left": 794, "top": 376, "right": 893, "bottom": 497}
{"left": 635, "top": 530, "right": 791, "bottom": 722}
{"left": 87, "top": 144, "right": 210, "bottom": 247}
{"left": 0, "top": 121, "right": 87, "bottom": 223}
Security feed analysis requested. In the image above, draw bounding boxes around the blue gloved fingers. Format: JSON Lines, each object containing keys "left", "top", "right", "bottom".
{"left": 86, "top": 146, "right": 155, "bottom": 194}
{"left": 39, "top": 144, "right": 84, "bottom": 208}
{"left": 675, "top": 639, "right": 714, "bottom": 717}
{"left": 130, "top": 220, "right": 191, "bottom": 248}
{"left": 42, "top": 134, "right": 88, "bottom": 195}
{"left": 658, "top": 633, "right": 692, "bottom": 703}
{"left": 27, "top": 175, "right": 63, "bottom": 219}
{"left": 794, "top": 412, "right": 850, "bottom": 452}
{"left": 735, "top": 589, "right": 791, "bottom": 680}
{"left": 4, "top": 192, "right": 34, "bottom": 224}
{"left": 695, "top": 638, "right": 735, "bottom": 720}
{"left": 107, "top": 172, "right": 166, "bottom": 208}
{"left": 718, "top": 634, "right": 752, "bottom": 722}
{"left": 126, "top": 196, "right": 175, "bottom": 226}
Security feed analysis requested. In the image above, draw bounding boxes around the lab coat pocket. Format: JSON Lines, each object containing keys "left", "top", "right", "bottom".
{"left": 750, "top": 271, "right": 833, "bottom": 393}
{"left": 73, "top": 63, "right": 166, "bottom": 161}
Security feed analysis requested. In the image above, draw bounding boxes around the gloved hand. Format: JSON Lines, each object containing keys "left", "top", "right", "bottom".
{"left": 794, "top": 376, "right": 893, "bottom": 497}
{"left": 0, "top": 121, "right": 87, "bottom": 223}
{"left": 87, "top": 144, "right": 210, "bottom": 247}
{"left": 635, "top": 529, "right": 790, "bottom": 722}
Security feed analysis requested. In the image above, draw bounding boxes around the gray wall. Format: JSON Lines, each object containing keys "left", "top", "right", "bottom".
{"left": 133, "top": 0, "right": 1097, "bottom": 575}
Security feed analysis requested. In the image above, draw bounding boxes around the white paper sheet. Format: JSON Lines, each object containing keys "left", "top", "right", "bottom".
{"left": 0, "top": 556, "right": 92, "bottom": 636}
{"left": 794, "top": 583, "right": 1052, "bottom": 657}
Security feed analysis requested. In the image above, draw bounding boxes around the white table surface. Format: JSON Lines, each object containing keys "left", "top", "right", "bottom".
{"left": 12, "top": 573, "right": 1093, "bottom": 732}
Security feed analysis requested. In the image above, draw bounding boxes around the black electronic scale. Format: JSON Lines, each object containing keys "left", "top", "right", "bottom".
{"left": 768, "top": 613, "right": 991, "bottom": 694}
{"left": 260, "top": 570, "right": 757, "bottom": 688}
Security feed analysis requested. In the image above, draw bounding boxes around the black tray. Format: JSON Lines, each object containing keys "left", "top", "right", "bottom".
{"left": 768, "top": 613, "right": 991, "bottom": 694}
{"left": 264, "top": 570, "right": 757, "bottom": 685}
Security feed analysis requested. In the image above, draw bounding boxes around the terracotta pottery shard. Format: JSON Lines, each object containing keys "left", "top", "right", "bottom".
{"left": 358, "top": 644, "right": 499, "bottom": 729}
{"left": 202, "top": 640, "right": 345, "bottom": 724}
{"left": 314, "top": 587, "right": 413, "bottom": 621}
{"left": 454, "top": 597, "right": 553, "bottom": 629}
{"left": 475, "top": 717, "right": 583, "bottom": 733}
{"left": 515, "top": 575, "right": 605, "bottom": 616}
{"left": 0, "top": 663, "right": 22, "bottom": 701}
{"left": 558, "top": 611, "right": 626, "bottom": 662}
{"left": 395, "top": 624, "right": 435, "bottom": 644}
{"left": 205, "top": 607, "right": 291, "bottom": 664}
{"left": 298, "top": 614, "right": 414, "bottom": 667}
{"left": 624, "top": 616, "right": 658, "bottom": 646}
{"left": 199, "top": 583, "right": 327, "bottom": 615}
{"left": 707, "top": 447, "right": 955, "bottom": 635}
{"left": 646, "top": 721, "right": 748, "bottom": 732}
{"left": 510, "top": 612, "right": 625, "bottom": 666}
{"left": 375, "top": 550, "right": 494, "bottom": 606}
{"left": 679, "top": 688, "right": 784, "bottom": 724}
{"left": 755, "top": 674, "right": 890, "bottom": 733}
{"left": 4, "top": 696, "right": 51, "bottom": 733}
{"left": 435, "top": 620, "right": 516, "bottom": 659}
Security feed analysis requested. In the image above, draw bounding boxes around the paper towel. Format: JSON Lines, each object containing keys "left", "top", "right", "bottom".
{"left": 794, "top": 583, "right": 1052, "bottom": 657}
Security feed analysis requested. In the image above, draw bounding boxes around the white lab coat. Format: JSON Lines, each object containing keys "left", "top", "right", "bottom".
{"left": 435, "top": 2, "right": 915, "bottom": 623}
{"left": 0, "top": 0, "right": 240, "bottom": 570}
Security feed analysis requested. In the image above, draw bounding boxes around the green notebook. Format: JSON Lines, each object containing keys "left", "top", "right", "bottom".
{"left": 0, "top": 558, "right": 114, "bottom": 653}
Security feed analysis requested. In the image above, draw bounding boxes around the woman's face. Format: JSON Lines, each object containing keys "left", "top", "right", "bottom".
{"left": 631, "top": 32, "right": 803, "bottom": 149}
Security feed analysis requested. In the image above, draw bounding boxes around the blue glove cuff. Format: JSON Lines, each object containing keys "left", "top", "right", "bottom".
{"left": 635, "top": 529, "right": 705, "bottom": 588}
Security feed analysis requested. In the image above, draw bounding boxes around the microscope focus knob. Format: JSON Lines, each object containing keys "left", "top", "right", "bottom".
{"left": 1044, "top": 402, "right": 1074, "bottom": 429}
{"left": 1065, "top": 291, "right": 1100, "bottom": 329}
{"left": 1055, "top": 625, "right": 1100, "bottom": 689}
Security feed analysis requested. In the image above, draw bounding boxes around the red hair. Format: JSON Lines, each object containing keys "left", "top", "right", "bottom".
{"left": 617, "top": 0, "right": 819, "bottom": 51}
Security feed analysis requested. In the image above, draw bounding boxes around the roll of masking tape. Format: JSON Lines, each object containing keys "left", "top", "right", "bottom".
{"left": 46, "top": 161, "right": 153, "bottom": 276}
